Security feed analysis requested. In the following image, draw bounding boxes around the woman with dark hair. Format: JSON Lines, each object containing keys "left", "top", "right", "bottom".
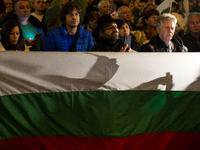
{"left": 0, "top": 20, "right": 29, "bottom": 51}
{"left": 138, "top": 2, "right": 157, "bottom": 17}
{"left": 84, "top": 11, "right": 100, "bottom": 33}
{"left": 136, "top": 9, "right": 159, "bottom": 45}
{"left": 119, "top": 21, "right": 141, "bottom": 51}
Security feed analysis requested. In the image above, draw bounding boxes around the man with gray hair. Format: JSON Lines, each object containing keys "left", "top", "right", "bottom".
{"left": 98, "top": 0, "right": 110, "bottom": 16}
{"left": 181, "top": 12, "right": 200, "bottom": 52}
{"left": 117, "top": 5, "right": 140, "bottom": 31}
{"left": 13, "top": 0, "right": 43, "bottom": 51}
{"left": 140, "top": 13, "right": 187, "bottom": 52}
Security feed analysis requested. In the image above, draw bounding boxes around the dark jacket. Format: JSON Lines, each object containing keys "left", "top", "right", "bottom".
{"left": 0, "top": 12, "right": 15, "bottom": 28}
{"left": 91, "top": 36, "right": 122, "bottom": 52}
{"left": 82, "top": 4, "right": 98, "bottom": 27}
{"left": 181, "top": 32, "right": 200, "bottom": 52}
{"left": 139, "top": 34, "right": 188, "bottom": 52}
{"left": 118, "top": 33, "right": 141, "bottom": 52}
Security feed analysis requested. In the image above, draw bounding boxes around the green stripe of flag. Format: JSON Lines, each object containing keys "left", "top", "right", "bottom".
{"left": 161, "top": 7, "right": 170, "bottom": 14}
{"left": 1, "top": 90, "right": 200, "bottom": 140}
{"left": 181, "top": 4, "right": 186, "bottom": 13}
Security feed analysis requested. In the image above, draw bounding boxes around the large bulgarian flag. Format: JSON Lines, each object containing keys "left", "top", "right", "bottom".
{"left": 0, "top": 52, "right": 200, "bottom": 150}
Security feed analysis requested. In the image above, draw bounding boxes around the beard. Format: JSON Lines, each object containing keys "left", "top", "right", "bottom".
{"left": 109, "top": 31, "right": 119, "bottom": 43}
{"left": 103, "top": 31, "right": 119, "bottom": 43}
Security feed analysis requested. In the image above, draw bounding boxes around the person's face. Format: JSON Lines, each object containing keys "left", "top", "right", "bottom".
{"left": 145, "top": 15, "right": 158, "bottom": 27}
{"left": 89, "top": 19, "right": 97, "bottom": 30}
{"left": 65, "top": 9, "right": 80, "bottom": 28}
{"left": 14, "top": 1, "right": 31, "bottom": 19}
{"left": 99, "top": 22, "right": 119, "bottom": 43}
{"left": 87, "top": 0, "right": 94, "bottom": 5}
{"left": 134, "top": 0, "right": 140, "bottom": 8}
{"left": 187, "top": 16, "right": 200, "bottom": 35}
{"left": 122, "top": 0, "right": 129, "bottom": 4}
{"left": 145, "top": 4, "right": 154, "bottom": 13}
{"left": 120, "top": 7, "right": 131, "bottom": 22}
{"left": 61, "top": 0, "right": 68, "bottom": 8}
{"left": 45, "top": 2, "right": 51, "bottom": 8}
{"left": 129, "top": 1, "right": 134, "bottom": 10}
{"left": 99, "top": 3, "right": 110, "bottom": 15}
{"left": 157, "top": 19, "right": 176, "bottom": 44}
{"left": 4, "top": 0, "right": 12, "bottom": 9}
{"left": 34, "top": 0, "right": 45, "bottom": 12}
{"left": 8, "top": 26, "right": 20, "bottom": 45}
{"left": 31, "top": 0, "right": 34, "bottom": 9}
{"left": 139, "top": 2, "right": 145, "bottom": 11}
{"left": 108, "top": 0, "right": 114, "bottom": 5}
{"left": 119, "top": 23, "right": 130, "bottom": 38}
{"left": 189, "top": 2, "right": 194, "bottom": 10}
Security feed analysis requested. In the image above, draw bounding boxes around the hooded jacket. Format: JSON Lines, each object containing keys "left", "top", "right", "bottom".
{"left": 139, "top": 34, "right": 188, "bottom": 52}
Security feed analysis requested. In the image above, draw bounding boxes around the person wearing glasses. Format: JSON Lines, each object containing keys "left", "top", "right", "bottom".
{"left": 43, "top": 1, "right": 94, "bottom": 52}
{"left": 138, "top": 9, "right": 159, "bottom": 45}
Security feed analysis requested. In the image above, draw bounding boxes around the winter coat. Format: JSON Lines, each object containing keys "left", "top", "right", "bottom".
{"left": 139, "top": 34, "right": 188, "bottom": 52}
{"left": 91, "top": 36, "right": 122, "bottom": 52}
{"left": 43, "top": 25, "right": 94, "bottom": 52}
{"left": 181, "top": 32, "right": 200, "bottom": 52}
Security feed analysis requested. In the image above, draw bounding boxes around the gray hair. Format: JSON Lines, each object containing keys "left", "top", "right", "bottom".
{"left": 187, "top": 12, "right": 200, "bottom": 25}
{"left": 98, "top": 0, "right": 110, "bottom": 10}
{"left": 117, "top": 6, "right": 130, "bottom": 18}
{"left": 157, "top": 13, "right": 177, "bottom": 27}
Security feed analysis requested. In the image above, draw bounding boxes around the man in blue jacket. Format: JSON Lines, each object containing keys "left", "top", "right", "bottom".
{"left": 43, "top": 1, "right": 94, "bottom": 52}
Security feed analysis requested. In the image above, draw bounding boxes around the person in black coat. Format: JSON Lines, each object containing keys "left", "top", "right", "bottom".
{"left": 118, "top": 21, "right": 141, "bottom": 51}
{"left": 140, "top": 13, "right": 187, "bottom": 52}
{"left": 0, "top": 0, "right": 15, "bottom": 29}
{"left": 181, "top": 12, "right": 200, "bottom": 52}
{"left": 91, "top": 14, "right": 135, "bottom": 52}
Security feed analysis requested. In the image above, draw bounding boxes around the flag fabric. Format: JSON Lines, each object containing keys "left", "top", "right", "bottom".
{"left": 0, "top": 52, "right": 200, "bottom": 150}
{"left": 156, "top": 0, "right": 173, "bottom": 14}
{"left": 171, "top": 12, "right": 186, "bottom": 34}
{"left": 181, "top": 0, "right": 189, "bottom": 14}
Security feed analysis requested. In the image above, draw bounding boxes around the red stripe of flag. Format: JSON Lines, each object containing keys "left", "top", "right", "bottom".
{"left": 1, "top": 132, "right": 200, "bottom": 150}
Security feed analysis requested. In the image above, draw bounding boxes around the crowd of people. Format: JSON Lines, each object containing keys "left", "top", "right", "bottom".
{"left": 0, "top": 0, "right": 200, "bottom": 52}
